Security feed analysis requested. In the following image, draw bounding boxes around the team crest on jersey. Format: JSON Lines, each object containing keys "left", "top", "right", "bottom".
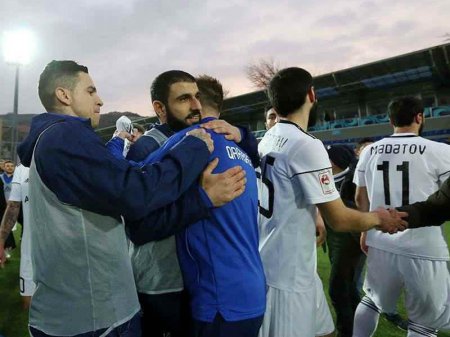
{"left": 318, "top": 170, "right": 335, "bottom": 195}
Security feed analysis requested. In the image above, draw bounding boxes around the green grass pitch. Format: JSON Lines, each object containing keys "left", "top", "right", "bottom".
{"left": 1, "top": 224, "right": 449, "bottom": 337}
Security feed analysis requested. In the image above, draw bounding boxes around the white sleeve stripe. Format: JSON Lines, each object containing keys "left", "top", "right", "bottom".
{"left": 290, "top": 166, "right": 332, "bottom": 178}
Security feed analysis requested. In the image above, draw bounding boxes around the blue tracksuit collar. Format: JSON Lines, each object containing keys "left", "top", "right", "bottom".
{"left": 18, "top": 112, "right": 94, "bottom": 167}
{"left": 46, "top": 112, "right": 93, "bottom": 127}
{"left": 200, "top": 117, "right": 217, "bottom": 123}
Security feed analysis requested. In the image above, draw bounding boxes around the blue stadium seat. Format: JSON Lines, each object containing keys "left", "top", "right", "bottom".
{"left": 344, "top": 118, "right": 358, "bottom": 127}
{"left": 330, "top": 121, "right": 345, "bottom": 129}
{"left": 313, "top": 124, "right": 328, "bottom": 131}
{"left": 432, "top": 107, "right": 450, "bottom": 117}
{"left": 374, "top": 114, "right": 389, "bottom": 123}
{"left": 360, "top": 116, "right": 376, "bottom": 125}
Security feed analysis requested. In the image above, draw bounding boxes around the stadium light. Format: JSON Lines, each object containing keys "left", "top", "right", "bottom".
{"left": 2, "top": 29, "right": 36, "bottom": 164}
{"left": 3, "top": 29, "right": 36, "bottom": 65}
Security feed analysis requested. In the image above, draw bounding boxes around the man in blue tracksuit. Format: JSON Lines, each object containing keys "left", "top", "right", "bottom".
{"left": 106, "top": 70, "right": 259, "bottom": 337}
{"left": 145, "top": 75, "right": 266, "bottom": 337}
{"left": 17, "top": 61, "right": 246, "bottom": 337}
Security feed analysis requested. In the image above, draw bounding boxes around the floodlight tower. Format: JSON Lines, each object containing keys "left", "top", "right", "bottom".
{"left": 2, "top": 29, "right": 35, "bottom": 164}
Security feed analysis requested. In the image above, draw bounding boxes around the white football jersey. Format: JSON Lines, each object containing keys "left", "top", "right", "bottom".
{"left": 354, "top": 133, "right": 450, "bottom": 260}
{"left": 9, "top": 164, "right": 30, "bottom": 223}
{"left": 9, "top": 165, "right": 33, "bottom": 279}
{"left": 258, "top": 120, "right": 339, "bottom": 291}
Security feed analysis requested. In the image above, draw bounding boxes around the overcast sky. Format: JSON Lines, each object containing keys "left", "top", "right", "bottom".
{"left": 1, "top": 0, "right": 449, "bottom": 117}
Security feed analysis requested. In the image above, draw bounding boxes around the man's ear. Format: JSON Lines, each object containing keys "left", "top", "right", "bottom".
{"left": 55, "top": 87, "right": 72, "bottom": 106}
{"left": 153, "top": 100, "right": 166, "bottom": 122}
{"left": 307, "top": 86, "right": 316, "bottom": 104}
{"left": 415, "top": 112, "right": 424, "bottom": 125}
{"left": 389, "top": 117, "right": 395, "bottom": 127}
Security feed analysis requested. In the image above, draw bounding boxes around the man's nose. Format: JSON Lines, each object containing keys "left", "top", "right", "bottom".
{"left": 191, "top": 97, "right": 201, "bottom": 110}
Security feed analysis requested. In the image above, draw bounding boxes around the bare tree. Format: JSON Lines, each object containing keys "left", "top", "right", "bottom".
{"left": 246, "top": 58, "right": 280, "bottom": 90}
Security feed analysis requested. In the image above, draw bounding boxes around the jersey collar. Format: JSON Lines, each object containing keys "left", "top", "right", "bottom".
{"left": 389, "top": 133, "right": 418, "bottom": 138}
{"left": 278, "top": 119, "right": 299, "bottom": 127}
{"left": 278, "top": 120, "right": 316, "bottom": 138}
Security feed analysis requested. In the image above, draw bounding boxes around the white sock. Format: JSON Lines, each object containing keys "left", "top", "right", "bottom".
{"left": 408, "top": 321, "right": 438, "bottom": 337}
{"left": 353, "top": 296, "right": 380, "bottom": 337}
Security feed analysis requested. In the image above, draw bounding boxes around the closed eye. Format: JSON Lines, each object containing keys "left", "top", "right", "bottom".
{"left": 87, "top": 86, "right": 97, "bottom": 95}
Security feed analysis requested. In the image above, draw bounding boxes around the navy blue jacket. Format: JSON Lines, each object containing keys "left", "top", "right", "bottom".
{"left": 18, "top": 113, "right": 212, "bottom": 243}
{"left": 128, "top": 123, "right": 260, "bottom": 167}
{"left": 126, "top": 124, "right": 175, "bottom": 161}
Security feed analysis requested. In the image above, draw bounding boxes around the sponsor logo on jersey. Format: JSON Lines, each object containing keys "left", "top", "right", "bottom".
{"left": 318, "top": 170, "right": 335, "bottom": 195}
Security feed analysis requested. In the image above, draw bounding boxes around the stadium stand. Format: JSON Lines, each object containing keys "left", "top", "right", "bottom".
{"left": 96, "top": 43, "right": 450, "bottom": 146}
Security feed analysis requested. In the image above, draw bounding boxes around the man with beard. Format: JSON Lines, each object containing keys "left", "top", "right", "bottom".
{"left": 143, "top": 74, "right": 265, "bottom": 337}
{"left": 126, "top": 72, "right": 258, "bottom": 167}
{"left": 352, "top": 96, "right": 450, "bottom": 337}
{"left": 13, "top": 60, "right": 245, "bottom": 337}
{"left": 257, "top": 67, "right": 408, "bottom": 337}
{"left": 122, "top": 70, "right": 258, "bottom": 337}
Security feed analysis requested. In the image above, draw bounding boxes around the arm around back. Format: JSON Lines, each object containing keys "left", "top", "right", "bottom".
{"left": 35, "top": 121, "right": 210, "bottom": 221}
{"left": 126, "top": 184, "right": 211, "bottom": 244}
{"left": 126, "top": 134, "right": 162, "bottom": 162}
{"left": 397, "top": 177, "right": 450, "bottom": 228}
{"left": 237, "top": 126, "right": 260, "bottom": 168}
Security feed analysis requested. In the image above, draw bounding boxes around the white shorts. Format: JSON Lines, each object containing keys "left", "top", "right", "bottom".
{"left": 315, "top": 274, "right": 335, "bottom": 336}
{"left": 19, "top": 256, "right": 35, "bottom": 297}
{"left": 259, "top": 275, "right": 334, "bottom": 337}
{"left": 364, "top": 247, "right": 450, "bottom": 330}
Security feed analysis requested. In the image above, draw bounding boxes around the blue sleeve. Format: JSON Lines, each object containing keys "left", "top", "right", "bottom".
{"left": 238, "top": 126, "right": 260, "bottom": 168}
{"left": 105, "top": 137, "right": 125, "bottom": 160}
{"left": 141, "top": 133, "right": 186, "bottom": 165}
{"left": 126, "top": 135, "right": 161, "bottom": 161}
{"left": 126, "top": 184, "right": 211, "bottom": 244}
{"left": 35, "top": 122, "right": 210, "bottom": 221}
{"left": 106, "top": 137, "right": 141, "bottom": 167}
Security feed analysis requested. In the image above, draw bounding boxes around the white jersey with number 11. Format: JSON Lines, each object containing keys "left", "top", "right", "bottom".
{"left": 354, "top": 133, "right": 450, "bottom": 260}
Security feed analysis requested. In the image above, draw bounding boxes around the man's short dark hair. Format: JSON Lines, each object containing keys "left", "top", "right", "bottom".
{"left": 150, "top": 70, "right": 196, "bottom": 106}
{"left": 38, "top": 60, "right": 88, "bottom": 112}
{"left": 267, "top": 67, "right": 313, "bottom": 117}
{"left": 388, "top": 96, "right": 424, "bottom": 127}
{"left": 196, "top": 75, "right": 224, "bottom": 112}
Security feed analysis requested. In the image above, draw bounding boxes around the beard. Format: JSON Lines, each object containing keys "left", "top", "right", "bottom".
{"left": 166, "top": 107, "right": 201, "bottom": 132}
{"left": 308, "top": 101, "right": 319, "bottom": 128}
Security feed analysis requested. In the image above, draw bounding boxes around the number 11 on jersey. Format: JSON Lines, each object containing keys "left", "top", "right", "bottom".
{"left": 377, "top": 160, "right": 410, "bottom": 206}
